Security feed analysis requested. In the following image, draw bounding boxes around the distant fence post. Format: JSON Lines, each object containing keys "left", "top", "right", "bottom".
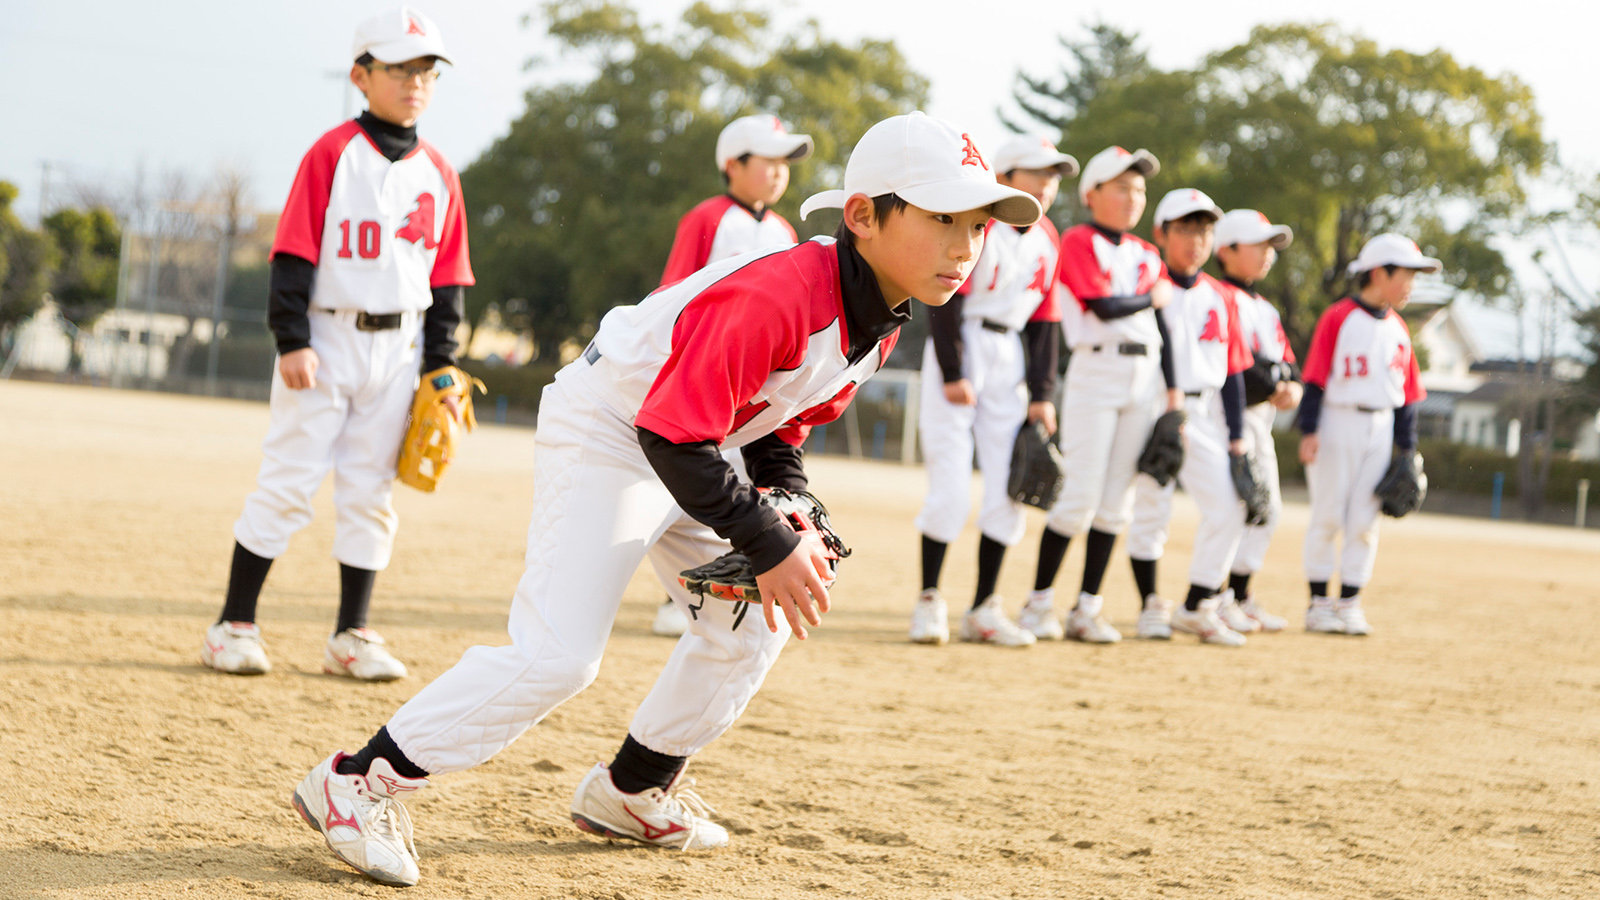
{"left": 495, "top": 394, "right": 508, "bottom": 425}
{"left": 1491, "top": 472, "right": 1504, "bottom": 519}
{"left": 1578, "top": 479, "right": 1590, "bottom": 529}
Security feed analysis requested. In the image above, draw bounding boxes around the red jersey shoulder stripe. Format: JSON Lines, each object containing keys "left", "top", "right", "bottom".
{"left": 270, "top": 121, "right": 364, "bottom": 264}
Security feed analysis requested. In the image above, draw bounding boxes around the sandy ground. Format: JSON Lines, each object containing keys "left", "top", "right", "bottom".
{"left": 1, "top": 379, "right": 1597, "bottom": 899}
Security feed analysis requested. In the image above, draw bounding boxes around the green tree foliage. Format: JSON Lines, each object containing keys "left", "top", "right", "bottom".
{"left": 42, "top": 207, "right": 121, "bottom": 326}
{"left": 460, "top": 1, "right": 928, "bottom": 361}
{"left": 0, "top": 182, "right": 59, "bottom": 331}
{"left": 1012, "top": 23, "right": 1548, "bottom": 348}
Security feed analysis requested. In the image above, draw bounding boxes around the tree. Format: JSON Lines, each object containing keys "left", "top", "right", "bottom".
{"left": 42, "top": 206, "right": 121, "bottom": 327}
{"left": 0, "top": 182, "right": 59, "bottom": 332}
{"left": 460, "top": 0, "right": 928, "bottom": 362}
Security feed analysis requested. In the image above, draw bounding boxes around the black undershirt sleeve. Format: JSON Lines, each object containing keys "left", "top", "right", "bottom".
{"left": 1297, "top": 383, "right": 1325, "bottom": 435}
{"left": 740, "top": 433, "right": 809, "bottom": 492}
{"left": 1222, "top": 372, "right": 1246, "bottom": 442}
{"left": 637, "top": 427, "right": 799, "bottom": 574}
{"left": 928, "top": 294, "right": 966, "bottom": 383}
{"left": 1393, "top": 403, "right": 1419, "bottom": 450}
{"left": 1021, "top": 320, "right": 1060, "bottom": 403}
{"left": 1084, "top": 293, "right": 1154, "bottom": 320}
{"left": 1154, "top": 309, "right": 1176, "bottom": 390}
{"left": 267, "top": 253, "right": 316, "bottom": 356}
{"left": 422, "top": 285, "right": 465, "bottom": 372}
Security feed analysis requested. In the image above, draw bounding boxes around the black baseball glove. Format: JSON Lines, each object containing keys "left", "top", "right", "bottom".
{"left": 1008, "top": 420, "right": 1065, "bottom": 510}
{"left": 1241, "top": 358, "right": 1291, "bottom": 406}
{"left": 676, "top": 488, "right": 851, "bottom": 603}
{"left": 1229, "top": 451, "right": 1272, "bottom": 526}
{"left": 1374, "top": 449, "right": 1428, "bottom": 518}
{"left": 1137, "top": 410, "right": 1186, "bottom": 487}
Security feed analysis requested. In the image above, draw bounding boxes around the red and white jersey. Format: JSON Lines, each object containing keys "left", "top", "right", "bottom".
{"left": 1055, "top": 224, "right": 1164, "bottom": 349}
{"left": 958, "top": 219, "right": 1061, "bottom": 332}
{"left": 1302, "top": 298, "right": 1425, "bottom": 409}
{"left": 573, "top": 238, "right": 898, "bottom": 450}
{"left": 272, "top": 121, "right": 473, "bottom": 313}
{"left": 1160, "top": 272, "right": 1252, "bottom": 393}
{"left": 1228, "top": 284, "right": 1296, "bottom": 366}
{"left": 659, "top": 196, "right": 799, "bottom": 286}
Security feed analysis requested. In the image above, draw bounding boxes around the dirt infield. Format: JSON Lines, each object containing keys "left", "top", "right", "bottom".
{"left": 2, "top": 380, "right": 1596, "bottom": 899}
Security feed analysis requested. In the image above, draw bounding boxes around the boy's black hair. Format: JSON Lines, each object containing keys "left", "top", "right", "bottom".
{"left": 720, "top": 152, "right": 754, "bottom": 187}
{"left": 832, "top": 193, "right": 910, "bottom": 246}
{"left": 1155, "top": 211, "right": 1219, "bottom": 233}
{"left": 1357, "top": 264, "right": 1400, "bottom": 289}
{"left": 355, "top": 52, "right": 375, "bottom": 67}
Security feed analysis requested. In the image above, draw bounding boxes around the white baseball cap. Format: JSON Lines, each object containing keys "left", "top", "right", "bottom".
{"left": 991, "top": 134, "right": 1079, "bottom": 177}
{"left": 1078, "top": 145, "right": 1160, "bottom": 203}
{"left": 1215, "top": 209, "right": 1293, "bottom": 249}
{"left": 715, "top": 115, "right": 814, "bottom": 170}
{"left": 353, "top": 6, "right": 451, "bottom": 64}
{"left": 1151, "top": 188, "right": 1223, "bottom": 227}
{"left": 1348, "top": 233, "right": 1443, "bottom": 275}
{"left": 799, "top": 113, "right": 1041, "bottom": 227}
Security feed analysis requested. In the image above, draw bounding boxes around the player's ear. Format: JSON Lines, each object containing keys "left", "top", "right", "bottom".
{"left": 842, "top": 193, "right": 877, "bottom": 241}
{"left": 350, "top": 63, "right": 370, "bottom": 94}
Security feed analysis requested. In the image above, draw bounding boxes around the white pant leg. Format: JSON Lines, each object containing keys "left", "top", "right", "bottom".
{"left": 1232, "top": 403, "right": 1280, "bottom": 575}
{"left": 331, "top": 325, "right": 422, "bottom": 570}
{"left": 1125, "top": 473, "right": 1175, "bottom": 561}
{"left": 971, "top": 331, "right": 1029, "bottom": 546}
{"left": 1045, "top": 352, "right": 1125, "bottom": 536}
{"left": 1180, "top": 393, "right": 1246, "bottom": 592}
{"left": 1339, "top": 411, "right": 1394, "bottom": 589}
{"left": 915, "top": 340, "right": 978, "bottom": 544}
{"left": 629, "top": 516, "right": 792, "bottom": 756}
{"left": 386, "top": 385, "right": 674, "bottom": 775}
{"left": 1090, "top": 356, "right": 1162, "bottom": 535}
{"left": 1303, "top": 406, "right": 1379, "bottom": 584}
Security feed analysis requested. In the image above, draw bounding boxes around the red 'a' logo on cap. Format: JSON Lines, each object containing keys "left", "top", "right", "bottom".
{"left": 407, "top": 17, "right": 426, "bottom": 36}
{"left": 959, "top": 134, "right": 988, "bottom": 170}
{"left": 396, "top": 193, "right": 438, "bottom": 249}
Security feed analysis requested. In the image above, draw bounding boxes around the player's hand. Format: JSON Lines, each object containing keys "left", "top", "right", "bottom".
{"left": 943, "top": 379, "right": 977, "bottom": 406}
{"left": 1229, "top": 439, "right": 1246, "bottom": 456}
{"left": 442, "top": 394, "right": 464, "bottom": 423}
{"left": 1027, "top": 401, "right": 1057, "bottom": 436}
{"left": 279, "top": 348, "right": 320, "bottom": 390}
{"left": 1271, "top": 381, "right": 1302, "bottom": 411}
{"left": 1150, "top": 279, "right": 1173, "bottom": 310}
{"left": 754, "top": 539, "right": 833, "bottom": 640}
{"left": 1299, "top": 434, "right": 1319, "bottom": 464}
{"left": 1167, "top": 387, "right": 1184, "bottom": 413}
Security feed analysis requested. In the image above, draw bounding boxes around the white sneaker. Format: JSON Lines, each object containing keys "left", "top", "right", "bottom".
{"left": 1336, "top": 596, "right": 1372, "bottom": 635}
{"left": 1305, "top": 596, "right": 1345, "bottom": 634}
{"left": 652, "top": 599, "right": 689, "bottom": 637}
{"left": 1017, "top": 589, "right": 1065, "bottom": 640}
{"left": 1238, "top": 595, "right": 1287, "bottom": 633}
{"left": 324, "top": 628, "right": 408, "bottom": 681}
{"left": 201, "top": 621, "right": 271, "bottom": 675}
{"left": 909, "top": 589, "right": 950, "bottom": 644}
{"left": 1215, "top": 589, "right": 1262, "bottom": 634}
{"left": 1065, "top": 593, "right": 1121, "bottom": 644}
{"left": 960, "top": 596, "right": 1037, "bottom": 647}
{"left": 1171, "top": 596, "right": 1247, "bottom": 646}
{"left": 291, "top": 752, "right": 426, "bottom": 887}
{"left": 1135, "top": 595, "right": 1172, "bottom": 640}
{"left": 570, "top": 763, "right": 729, "bottom": 850}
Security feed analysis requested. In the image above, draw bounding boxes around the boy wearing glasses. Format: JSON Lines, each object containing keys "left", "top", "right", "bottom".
{"left": 201, "top": 7, "right": 472, "bottom": 680}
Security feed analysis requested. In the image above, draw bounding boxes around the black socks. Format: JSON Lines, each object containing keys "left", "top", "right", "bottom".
{"left": 609, "top": 734, "right": 687, "bottom": 794}
{"left": 1184, "top": 583, "right": 1213, "bottom": 612}
{"left": 1130, "top": 557, "right": 1158, "bottom": 607}
{"left": 337, "top": 726, "right": 429, "bottom": 779}
{"left": 1229, "top": 572, "right": 1251, "bottom": 600}
{"left": 337, "top": 564, "right": 378, "bottom": 633}
{"left": 973, "top": 536, "right": 1006, "bottom": 608}
{"left": 1034, "top": 528, "right": 1072, "bottom": 592}
{"left": 219, "top": 541, "right": 273, "bottom": 624}
{"left": 1080, "top": 529, "right": 1117, "bottom": 597}
{"left": 920, "top": 535, "right": 947, "bottom": 593}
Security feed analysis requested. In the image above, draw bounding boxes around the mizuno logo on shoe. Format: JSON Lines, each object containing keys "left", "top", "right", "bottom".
{"left": 623, "top": 803, "right": 687, "bottom": 842}
{"left": 323, "top": 780, "right": 361, "bottom": 832}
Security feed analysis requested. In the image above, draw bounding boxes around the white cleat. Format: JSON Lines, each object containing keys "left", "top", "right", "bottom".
{"left": 201, "top": 620, "right": 271, "bottom": 675}
{"left": 652, "top": 599, "right": 689, "bottom": 637}
{"left": 1238, "top": 595, "right": 1287, "bottom": 633}
{"left": 1335, "top": 596, "right": 1372, "bottom": 636}
{"left": 1017, "top": 589, "right": 1065, "bottom": 641}
{"left": 291, "top": 752, "right": 427, "bottom": 887}
{"left": 1066, "top": 593, "right": 1122, "bottom": 644}
{"left": 1215, "top": 589, "right": 1262, "bottom": 634}
{"left": 570, "top": 763, "right": 729, "bottom": 850}
{"left": 324, "top": 628, "right": 408, "bottom": 682}
{"left": 1135, "top": 595, "right": 1173, "bottom": 640}
{"left": 1171, "top": 596, "right": 1247, "bottom": 646}
{"left": 1305, "top": 596, "right": 1346, "bottom": 634}
{"left": 909, "top": 589, "right": 950, "bottom": 645}
{"left": 960, "top": 596, "right": 1037, "bottom": 647}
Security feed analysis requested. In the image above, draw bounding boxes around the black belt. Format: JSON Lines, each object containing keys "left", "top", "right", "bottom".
{"left": 583, "top": 343, "right": 601, "bottom": 364}
{"left": 979, "top": 318, "right": 1011, "bottom": 334}
{"left": 1357, "top": 405, "right": 1385, "bottom": 413}
{"left": 319, "top": 310, "right": 405, "bottom": 331}
{"left": 1087, "top": 342, "right": 1148, "bottom": 356}
{"left": 1184, "top": 390, "right": 1203, "bottom": 397}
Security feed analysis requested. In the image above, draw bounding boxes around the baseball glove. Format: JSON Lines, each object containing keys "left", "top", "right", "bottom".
{"left": 1138, "top": 410, "right": 1186, "bottom": 487}
{"left": 1008, "top": 421, "right": 1066, "bottom": 509}
{"left": 1374, "top": 449, "right": 1428, "bottom": 518}
{"left": 1241, "top": 358, "right": 1292, "bottom": 406}
{"left": 1229, "top": 451, "right": 1272, "bottom": 526}
{"left": 677, "top": 487, "right": 851, "bottom": 603}
{"left": 397, "top": 366, "right": 487, "bottom": 492}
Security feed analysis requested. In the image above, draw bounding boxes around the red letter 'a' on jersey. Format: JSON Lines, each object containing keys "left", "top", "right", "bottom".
{"left": 396, "top": 193, "right": 439, "bottom": 249}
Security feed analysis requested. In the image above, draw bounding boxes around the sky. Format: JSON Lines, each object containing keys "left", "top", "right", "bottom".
{"left": 2, "top": 0, "right": 1596, "bottom": 306}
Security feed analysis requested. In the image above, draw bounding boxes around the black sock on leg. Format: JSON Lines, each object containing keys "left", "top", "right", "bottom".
{"left": 1339, "top": 584, "right": 1362, "bottom": 600}
{"left": 219, "top": 541, "right": 273, "bottom": 624}
{"left": 1130, "top": 557, "right": 1158, "bottom": 608}
{"left": 973, "top": 536, "right": 1006, "bottom": 609}
{"left": 920, "top": 535, "right": 947, "bottom": 593}
{"left": 609, "top": 734, "right": 688, "bottom": 794}
{"left": 337, "top": 564, "right": 377, "bottom": 633}
{"left": 337, "top": 726, "right": 430, "bottom": 779}
{"left": 1034, "top": 528, "right": 1072, "bottom": 592}
{"left": 1229, "top": 572, "right": 1251, "bottom": 600}
{"left": 1184, "top": 583, "right": 1213, "bottom": 612}
{"left": 1309, "top": 581, "right": 1329, "bottom": 601}
{"left": 1079, "top": 528, "right": 1117, "bottom": 597}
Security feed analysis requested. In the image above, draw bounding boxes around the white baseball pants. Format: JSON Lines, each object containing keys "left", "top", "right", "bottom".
{"left": 234, "top": 311, "right": 421, "bottom": 571}
{"left": 1045, "top": 348, "right": 1163, "bottom": 537}
{"left": 386, "top": 375, "right": 790, "bottom": 774}
{"left": 914, "top": 327, "right": 1029, "bottom": 546}
{"left": 1303, "top": 405, "right": 1392, "bottom": 588}
{"left": 1232, "top": 402, "right": 1283, "bottom": 576}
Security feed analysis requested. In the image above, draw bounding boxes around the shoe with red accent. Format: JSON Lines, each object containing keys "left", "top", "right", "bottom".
{"left": 291, "top": 752, "right": 427, "bottom": 887}
{"left": 1215, "top": 589, "right": 1262, "bottom": 635}
{"left": 960, "top": 595, "right": 1036, "bottom": 646}
{"left": 570, "top": 763, "right": 729, "bottom": 850}
{"left": 1171, "top": 596, "right": 1247, "bottom": 647}
{"left": 1066, "top": 593, "right": 1122, "bottom": 644}
{"left": 201, "top": 621, "right": 271, "bottom": 675}
{"left": 1238, "top": 594, "right": 1287, "bottom": 633}
{"left": 324, "top": 628, "right": 408, "bottom": 681}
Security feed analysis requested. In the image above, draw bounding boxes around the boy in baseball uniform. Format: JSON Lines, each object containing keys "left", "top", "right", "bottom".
{"left": 1296, "top": 233, "right": 1435, "bottom": 635}
{"left": 908, "top": 134, "right": 1074, "bottom": 647}
{"left": 288, "top": 113, "right": 1041, "bottom": 887}
{"left": 1018, "top": 146, "right": 1181, "bottom": 644}
{"left": 1122, "top": 189, "right": 1256, "bottom": 646}
{"left": 651, "top": 114, "right": 814, "bottom": 637}
{"left": 201, "top": 7, "right": 472, "bottom": 681}
{"left": 1214, "top": 209, "right": 1300, "bottom": 632}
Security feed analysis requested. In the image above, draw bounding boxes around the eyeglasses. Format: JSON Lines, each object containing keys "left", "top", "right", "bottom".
{"left": 366, "top": 62, "right": 441, "bottom": 83}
